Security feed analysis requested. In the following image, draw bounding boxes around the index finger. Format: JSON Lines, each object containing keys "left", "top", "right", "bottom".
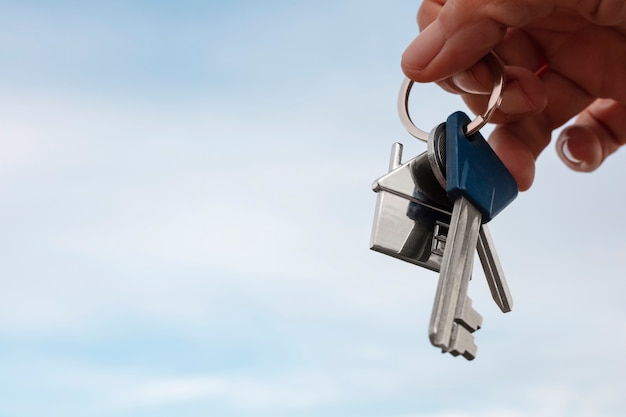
{"left": 401, "top": 0, "right": 558, "bottom": 82}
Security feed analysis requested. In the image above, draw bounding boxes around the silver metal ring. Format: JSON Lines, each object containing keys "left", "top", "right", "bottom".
{"left": 397, "top": 51, "right": 505, "bottom": 142}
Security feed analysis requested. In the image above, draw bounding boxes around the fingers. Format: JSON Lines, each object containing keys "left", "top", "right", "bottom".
{"left": 402, "top": 0, "right": 626, "bottom": 191}
{"left": 488, "top": 98, "right": 626, "bottom": 190}
{"left": 556, "top": 99, "right": 626, "bottom": 171}
{"left": 401, "top": 0, "right": 556, "bottom": 82}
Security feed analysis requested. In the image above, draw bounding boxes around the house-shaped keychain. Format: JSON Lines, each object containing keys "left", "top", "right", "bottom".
{"left": 370, "top": 142, "right": 453, "bottom": 272}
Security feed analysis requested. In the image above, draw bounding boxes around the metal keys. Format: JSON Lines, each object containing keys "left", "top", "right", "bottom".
{"left": 370, "top": 52, "right": 518, "bottom": 360}
{"left": 427, "top": 112, "right": 517, "bottom": 360}
{"left": 371, "top": 114, "right": 516, "bottom": 360}
{"left": 477, "top": 224, "right": 513, "bottom": 313}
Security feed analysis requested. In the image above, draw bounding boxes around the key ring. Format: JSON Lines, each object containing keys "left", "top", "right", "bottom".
{"left": 398, "top": 51, "right": 505, "bottom": 142}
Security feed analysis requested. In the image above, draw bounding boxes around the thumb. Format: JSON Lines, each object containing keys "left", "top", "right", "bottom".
{"left": 401, "top": 0, "right": 555, "bottom": 82}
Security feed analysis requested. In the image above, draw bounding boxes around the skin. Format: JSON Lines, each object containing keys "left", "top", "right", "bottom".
{"left": 401, "top": 0, "right": 626, "bottom": 191}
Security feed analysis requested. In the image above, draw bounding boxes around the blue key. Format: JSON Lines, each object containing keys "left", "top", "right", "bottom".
{"left": 446, "top": 111, "right": 518, "bottom": 222}
{"left": 429, "top": 111, "right": 517, "bottom": 359}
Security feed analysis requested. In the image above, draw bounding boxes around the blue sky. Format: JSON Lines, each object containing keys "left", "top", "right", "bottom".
{"left": 0, "top": 1, "right": 625, "bottom": 417}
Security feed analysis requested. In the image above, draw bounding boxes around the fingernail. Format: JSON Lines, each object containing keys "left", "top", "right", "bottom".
{"left": 558, "top": 135, "right": 583, "bottom": 165}
{"left": 401, "top": 22, "right": 445, "bottom": 73}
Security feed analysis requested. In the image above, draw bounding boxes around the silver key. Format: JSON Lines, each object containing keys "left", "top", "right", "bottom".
{"left": 428, "top": 210, "right": 512, "bottom": 359}
{"left": 426, "top": 123, "right": 512, "bottom": 360}
{"left": 429, "top": 196, "right": 483, "bottom": 360}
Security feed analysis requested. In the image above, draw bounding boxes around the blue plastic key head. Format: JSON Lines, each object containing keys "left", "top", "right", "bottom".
{"left": 446, "top": 111, "right": 518, "bottom": 222}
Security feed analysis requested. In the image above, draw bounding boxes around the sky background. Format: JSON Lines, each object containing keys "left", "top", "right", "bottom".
{"left": 0, "top": 1, "right": 625, "bottom": 416}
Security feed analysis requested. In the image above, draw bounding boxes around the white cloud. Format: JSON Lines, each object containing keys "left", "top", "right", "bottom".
{"left": 122, "top": 376, "right": 230, "bottom": 406}
{"left": 46, "top": 363, "right": 626, "bottom": 417}
{"left": 55, "top": 367, "right": 345, "bottom": 411}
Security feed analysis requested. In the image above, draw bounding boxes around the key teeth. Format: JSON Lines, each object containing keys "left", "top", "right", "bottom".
{"left": 430, "top": 323, "right": 480, "bottom": 361}
{"left": 456, "top": 296, "right": 483, "bottom": 332}
{"left": 450, "top": 347, "right": 477, "bottom": 361}
{"left": 448, "top": 322, "right": 478, "bottom": 361}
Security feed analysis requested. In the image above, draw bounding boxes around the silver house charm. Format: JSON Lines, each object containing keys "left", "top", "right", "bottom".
{"left": 370, "top": 142, "right": 453, "bottom": 272}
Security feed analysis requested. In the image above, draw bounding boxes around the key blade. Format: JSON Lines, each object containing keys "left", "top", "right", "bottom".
{"left": 477, "top": 224, "right": 513, "bottom": 313}
{"left": 429, "top": 196, "right": 482, "bottom": 350}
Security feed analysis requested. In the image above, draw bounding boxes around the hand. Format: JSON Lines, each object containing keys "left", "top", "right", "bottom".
{"left": 401, "top": 0, "right": 626, "bottom": 191}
